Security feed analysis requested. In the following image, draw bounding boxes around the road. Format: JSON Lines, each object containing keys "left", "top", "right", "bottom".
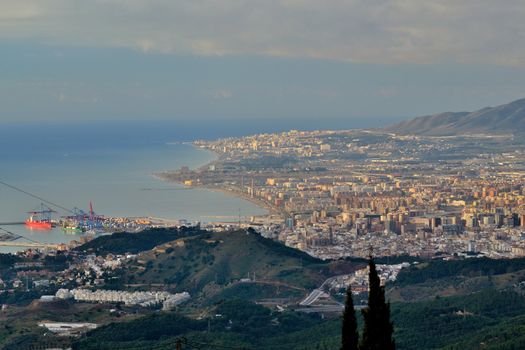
{"left": 296, "top": 305, "right": 366, "bottom": 314}
{"left": 299, "top": 288, "right": 327, "bottom": 306}
{"left": 299, "top": 274, "right": 348, "bottom": 306}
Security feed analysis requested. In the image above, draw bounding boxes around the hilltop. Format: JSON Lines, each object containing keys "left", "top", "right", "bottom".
{"left": 75, "top": 227, "right": 365, "bottom": 305}
{"left": 75, "top": 226, "right": 205, "bottom": 255}
{"left": 386, "top": 97, "right": 525, "bottom": 135}
{"left": 120, "top": 229, "right": 363, "bottom": 304}
{"left": 7, "top": 228, "right": 525, "bottom": 349}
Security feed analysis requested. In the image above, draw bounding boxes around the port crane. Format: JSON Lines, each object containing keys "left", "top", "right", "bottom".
{"left": 64, "top": 202, "right": 105, "bottom": 231}
{"left": 0, "top": 178, "right": 106, "bottom": 233}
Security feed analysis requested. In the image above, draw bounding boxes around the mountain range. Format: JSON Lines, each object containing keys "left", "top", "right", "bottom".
{"left": 386, "top": 97, "right": 525, "bottom": 135}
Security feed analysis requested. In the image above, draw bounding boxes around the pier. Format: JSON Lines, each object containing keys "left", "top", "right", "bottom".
{"left": 0, "top": 241, "right": 61, "bottom": 249}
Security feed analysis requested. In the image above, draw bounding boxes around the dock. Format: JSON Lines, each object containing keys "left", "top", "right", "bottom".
{"left": 0, "top": 241, "right": 61, "bottom": 249}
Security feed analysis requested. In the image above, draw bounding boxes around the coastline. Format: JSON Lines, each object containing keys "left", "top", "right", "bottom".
{"left": 151, "top": 174, "right": 276, "bottom": 218}
{"left": 154, "top": 144, "right": 278, "bottom": 220}
{"left": 196, "top": 185, "right": 276, "bottom": 216}
{"left": 1, "top": 140, "right": 268, "bottom": 254}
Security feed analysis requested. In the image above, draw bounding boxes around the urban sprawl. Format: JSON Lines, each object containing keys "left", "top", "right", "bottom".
{"left": 159, "top": 129, "right": 525, "bottom": 260}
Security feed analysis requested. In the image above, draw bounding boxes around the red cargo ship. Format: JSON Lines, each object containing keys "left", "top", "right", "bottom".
{"left": 25, "top": 204, "right": 55, "bottom": 230}
{"left": 25, "top": 217, "right": 52, "bottom": 229}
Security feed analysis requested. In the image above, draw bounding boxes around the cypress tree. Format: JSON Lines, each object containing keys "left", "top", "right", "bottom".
{"left": 360, "top": 257, "right": 395, "bottom": 350}
{"left": 341, "top": 285, "right": 359, "bottom": 350}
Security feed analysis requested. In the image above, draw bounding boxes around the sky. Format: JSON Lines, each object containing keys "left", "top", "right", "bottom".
{"left": 1, "top": 0, "right": 525, "bottom": 128}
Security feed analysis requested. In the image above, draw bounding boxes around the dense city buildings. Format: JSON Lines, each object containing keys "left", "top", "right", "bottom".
{"left": 159, "top": 130, "right": 525, "bottom": 259}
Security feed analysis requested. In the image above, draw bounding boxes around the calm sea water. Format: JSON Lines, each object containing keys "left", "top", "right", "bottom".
{"left": 0, "top": 121, "right": 267, "bottom": 252}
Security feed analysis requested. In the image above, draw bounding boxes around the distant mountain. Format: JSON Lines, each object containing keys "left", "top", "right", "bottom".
{"left": 387, "top": 98, "right": 525, "bottom": 135}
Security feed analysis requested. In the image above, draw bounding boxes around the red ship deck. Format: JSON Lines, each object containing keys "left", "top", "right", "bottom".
{"left": 25, "top": 220, "right": 52, "bottom": 230}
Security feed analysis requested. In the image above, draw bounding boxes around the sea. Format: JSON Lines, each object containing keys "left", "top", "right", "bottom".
{"left": 0, "top": 117, "right": 393, "bottom": 253}
{"left": 0, "top": 120, "right": 277, "bottom": 253}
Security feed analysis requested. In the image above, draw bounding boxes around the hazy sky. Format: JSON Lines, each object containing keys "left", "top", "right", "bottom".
{"left": 1, "top": 0, "right": 525, "bottom": 127}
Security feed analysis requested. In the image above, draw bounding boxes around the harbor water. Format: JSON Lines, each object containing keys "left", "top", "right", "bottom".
{"left": 0, "top": 122, "right": 267, "bottom": 253}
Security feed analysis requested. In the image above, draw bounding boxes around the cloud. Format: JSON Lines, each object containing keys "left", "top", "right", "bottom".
{"left": 210, "top": 89, "right": 233, "bottom": 99}
{"left": 0, "top": 1, "right": 524, "bottom": 66}
{"left": 378, "top": 87, "right": 398, "bottom": 98}
{"left": 0, "top": 2, "right": 41, "bottom": 20}
{"left": 57, "top": 92, "right": 66, "bottom": 103}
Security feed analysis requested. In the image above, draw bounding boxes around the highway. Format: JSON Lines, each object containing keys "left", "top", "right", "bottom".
{"left": 299, "top": 288, "right": 327, "bottom": 306}
{"left": 299, "top": 275, "right": 346, "bottom": 306}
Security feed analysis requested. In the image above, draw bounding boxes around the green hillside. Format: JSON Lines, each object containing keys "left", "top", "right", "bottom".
{"left": 121, "top": 229, "right": 362, "bottom": 303}
{"left": 392, "top": 289, "right": 525, "bottom": 349}
{"left": 69, "top": 290, "right": 525, "bottom": 350}
{"left": 388, "top": 257, "right": 525, "bottom": 302}
{"left": 76, "top": 226, "right": 205, "bottom": 255}
{"left": 5, "top": 230, "right": 525, "bottom": 349}
{"left": 74, "top": 299, "right": 340, "bottom": 350}
{"left": 72, "top": 289, "right": 525, "bottom": 350}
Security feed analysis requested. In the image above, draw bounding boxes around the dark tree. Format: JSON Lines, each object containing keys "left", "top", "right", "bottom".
{"left": 341, "top": 285, "right": 359, "bottom": 350}
{"left": 360, "top": 257, "right": 395, "bottom": 350}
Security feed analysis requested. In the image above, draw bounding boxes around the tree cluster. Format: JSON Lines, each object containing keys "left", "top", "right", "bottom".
{"left": 341, "top": 257, "right": 395, "bottom": 350}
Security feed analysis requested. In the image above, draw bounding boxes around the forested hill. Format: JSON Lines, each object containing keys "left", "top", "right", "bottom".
{"left": 72, "top": 289, "right": 525, "bottom": 350}
{"left": 75, "top": 226, "right": 204, "bottom": 255}
{"left": 119, "top": 229, "right": 360, "bottom": 294}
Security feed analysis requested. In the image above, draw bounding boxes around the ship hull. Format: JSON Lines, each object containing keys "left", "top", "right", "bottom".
{"left": 25, "top": 221, "right": 52, "bottom": 230}
{"left": 63, "top": 226, "right": 82, "bottom": 234}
